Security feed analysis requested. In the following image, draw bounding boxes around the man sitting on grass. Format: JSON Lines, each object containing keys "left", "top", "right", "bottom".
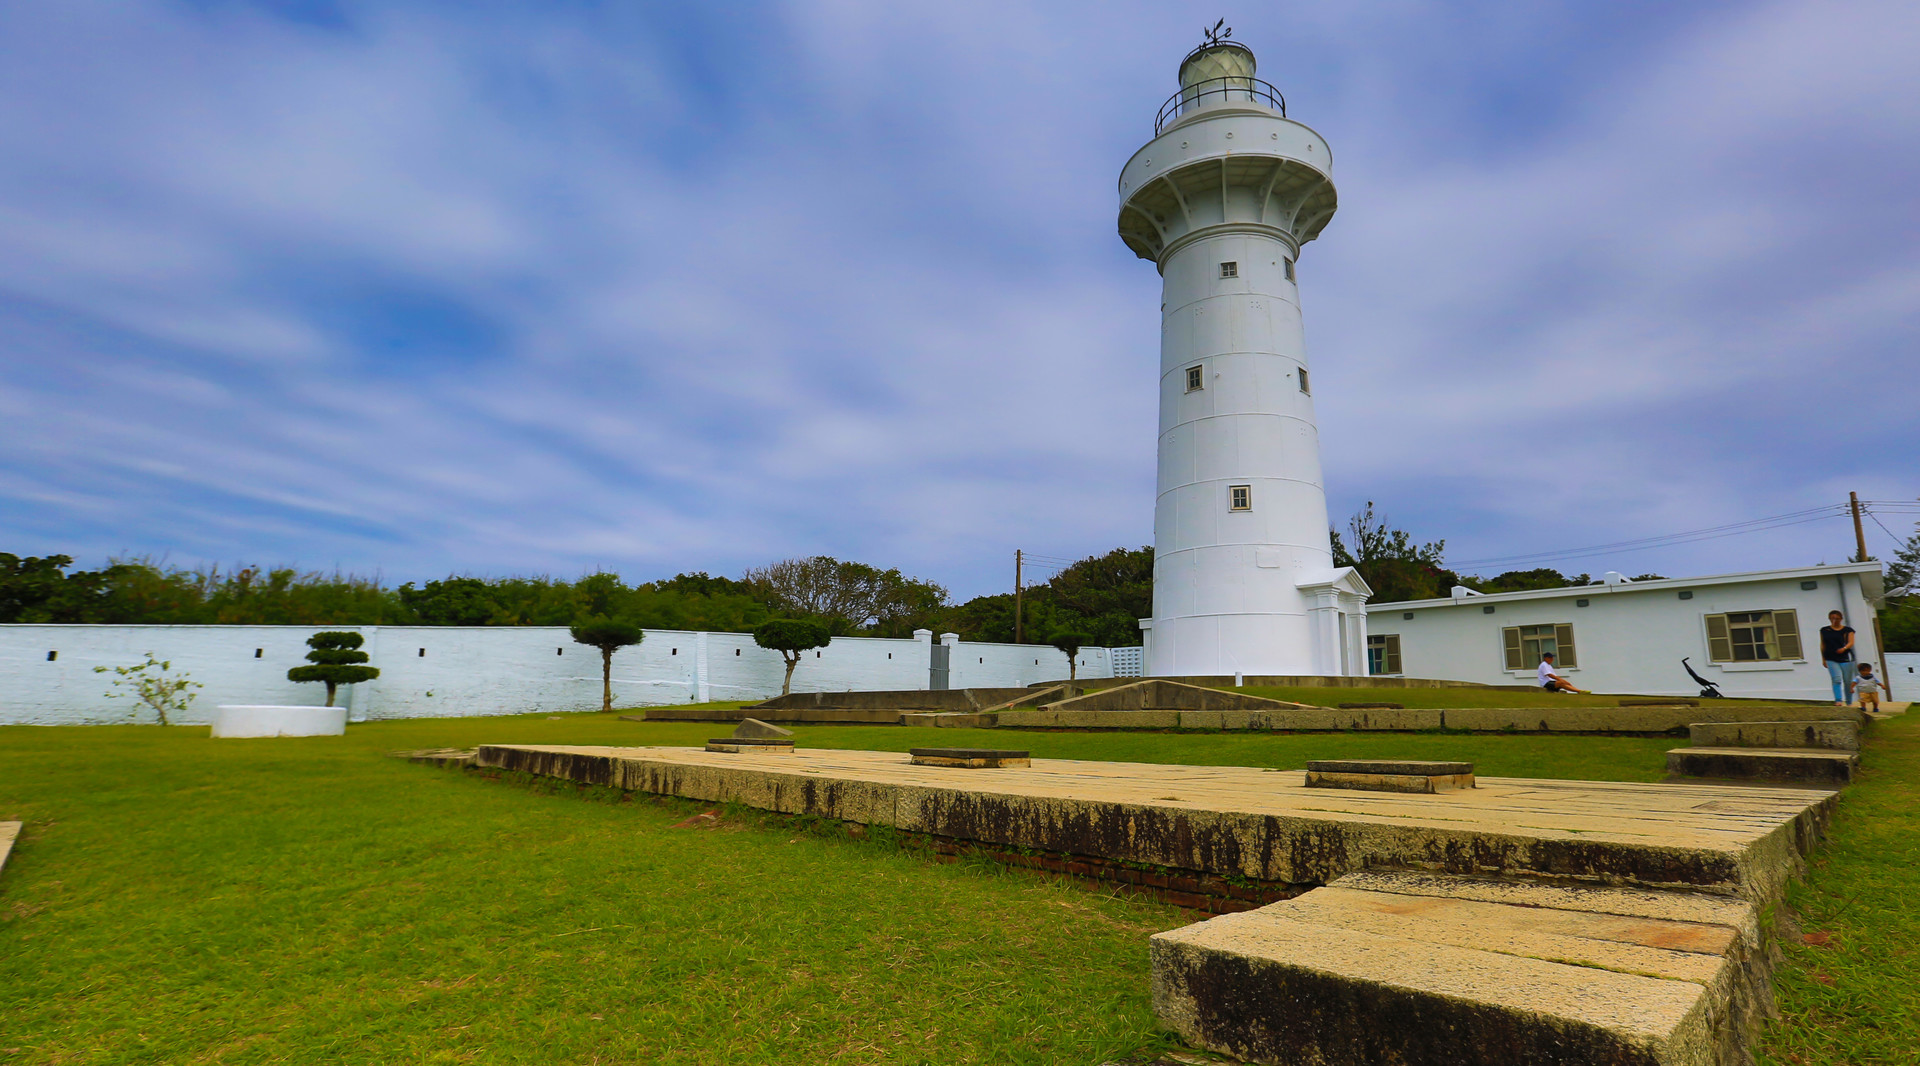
{"left": 1538, "top": 653, "right": 1588, "bottom": 694}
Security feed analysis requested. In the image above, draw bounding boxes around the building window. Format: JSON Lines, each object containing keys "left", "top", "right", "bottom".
{"left": 1800, "top": 580, "right": 1818, "bottom": 590}
{"left": 1298, "top": 367, "right": 1310, "bottom": 394}
{"left": 417, "top": 648, "right": 426, "bottom": 657}
{"left": 1229, "top": 485, "right": 1252, "bottom": 511}
{"left": 1705, "top": 610, "right": 1802, "bottom": 662}
{"left": 1503, "top": 623, "right": 1577, "bottom": 670}
{"left": 1368, "top": 634, "right": 1402, "bottom": 675}
{"left": 1186, "top": 365, "right": 1204, "bottom": 392}
{"left": 1284, "top": 259, "right": 1296, "bottom": 282}
{"left": 1576, "top": 598, "right": 1590, "bottom": 608}
{"left": 46, "top": 650, "right": 57, "bottom": 661}
{"left": 254, "top": 648, "right": 263, "bottom": 658}
{"left": 1219, "top": 261, "right": 1238, "bottom": 278}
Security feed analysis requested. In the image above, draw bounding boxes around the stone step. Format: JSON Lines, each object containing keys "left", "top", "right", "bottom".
{"left": 1667, "top": 746, "right": 1857, "bottom": 785}
{"left": 1152, "top": 869, "right": 1769, "bottom": 1066}
{"left": 1687, "top": 719, "right": 1858, "bottom": 750}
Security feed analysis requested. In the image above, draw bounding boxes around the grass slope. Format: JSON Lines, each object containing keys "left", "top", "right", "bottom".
{"left": 0, "top": 712, "right": 1831, "bottom": 1063}
{"left": 1757, "top": 712, "right": 1920, "bottom": 1065}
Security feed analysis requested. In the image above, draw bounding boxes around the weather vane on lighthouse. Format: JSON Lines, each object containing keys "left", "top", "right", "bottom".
{"left": 1117, "top": 29, "right": 1371, "bottom": 678}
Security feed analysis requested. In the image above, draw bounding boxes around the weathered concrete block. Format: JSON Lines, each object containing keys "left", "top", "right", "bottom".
{"left": 1039, "top": 680, "right": 1326, "bottom": 715}
{"left": 1667, "top": 747, "right": 1856, "bottom": 785}
{"left": 1153, "top": 870, "right": 1768, "bottom": 1066}
{"left": 1306, "top": 760, "right": 1475, "bottom": 793}
{"left": 1687, "top": 720, "right": 1858, "bottom": 751}
{"left": 399, "top": 747, "right": 477, "bottom": 769}
{"left": 475, "top": 746, "right": 1836, "bottom": 901}
{"left": 0, "top": 821, "right": 19, "bottom": 876}
{"left": 731, "top": 718, "right": 794, "bottom": 739}
{"left": 908, "top": 748, "right": 1030, "bottom": 768}
{"left": 705, "top": 738, "right": 795, "bottom": 754}
{"left": 900, "top": 711, "right": 999, "bottom": 728}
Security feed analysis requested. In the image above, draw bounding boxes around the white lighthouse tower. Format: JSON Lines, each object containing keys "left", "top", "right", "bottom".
{"left": 1119, "top": 32, "right": 1370, "bottom": 678}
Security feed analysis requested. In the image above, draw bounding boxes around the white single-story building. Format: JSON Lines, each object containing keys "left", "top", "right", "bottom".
{"left": 1362, "top": 562, "right": 1887, "bottom": 702}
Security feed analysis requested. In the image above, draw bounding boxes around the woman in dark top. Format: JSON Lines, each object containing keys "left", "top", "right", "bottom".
{"left": 1821, "top": 611, "right": 1856, "bottom": 705}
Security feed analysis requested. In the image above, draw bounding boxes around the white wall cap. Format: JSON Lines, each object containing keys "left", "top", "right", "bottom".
{"left": 1450, "top": 585, "right": 1484, "bottom": 598}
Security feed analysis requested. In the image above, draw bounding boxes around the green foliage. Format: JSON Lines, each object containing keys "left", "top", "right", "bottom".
{"left": 752, "top": 618, "right": 834, "bottom": 654}
{"left": 1885, "top": 523, "right": 1919, "bottom": 599}
{"left": 1329, "top": 502, "right": 1460, "bottom": 603}
{"left": 754, "top": 618, "right": 834, "bottom": 696}
{"left": 1467, "top": 568, "right": 1593, "bottom": 594}
{"left": 568, "top": 616, "right": 645, "bottom": 653}
{"left": 1043, "top": 547, "right": 1152, "bottom": 647}
{"left": 0, "top": 554, "right": 123, "bottom": 622}
{"left": 937, "top": 547, "right": 1152, "bottom": 647}
{"left": 1048, "top": 630, "right": 1090, "bottom": 658}
{"left": 1882, "top": 600, "right": 1920, "bottom": 653}
{"left": 287, "top": 631, "right": 379, "bottom": 707}
{"left": 1049, "top": 629, "right": 1092, "bottom": 681}
{"left": 571, "top": 616, "right": 645, "bottom": 712}
{"left": 743, "top": 557, "right": 948, "bottom": 637}
{"left": 92, "top": 653, "right": 202, "bottom": 726}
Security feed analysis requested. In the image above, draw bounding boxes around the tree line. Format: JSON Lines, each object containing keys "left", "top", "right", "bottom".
{"left": 13, "top": 505, "right": 1913, "bottom": 652}
{"left": 0, "top": 550, "right": 1149, "bottom": 647}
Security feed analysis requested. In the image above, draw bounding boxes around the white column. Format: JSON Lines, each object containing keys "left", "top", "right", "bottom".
{"left": 694, "top": 631, "right": 710, "bottom": 703}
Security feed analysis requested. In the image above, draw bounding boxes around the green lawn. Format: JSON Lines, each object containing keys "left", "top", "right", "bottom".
{"left": 1756, "top": 711, "right": 1920, "bottom": 1065}
{"left": 0, "top": 710, "right": 1897, "bottom": 1063}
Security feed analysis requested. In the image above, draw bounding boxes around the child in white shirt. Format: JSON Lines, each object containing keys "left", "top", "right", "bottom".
{"left": 1854, "top": 663, "right": 1884, "bottom": 712}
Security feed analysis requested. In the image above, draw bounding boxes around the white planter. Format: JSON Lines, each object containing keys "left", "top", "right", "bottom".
{"left": 211, "top": 704, "right": 348, "bottom": 738}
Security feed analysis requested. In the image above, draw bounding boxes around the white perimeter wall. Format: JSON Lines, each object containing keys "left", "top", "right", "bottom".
{"left": 1886, "top": 652, "right": 1920, "bottom": 694}
{"left": 1365, "top": 568, "right": 1882, "bottom": 702}
{"left": 0, "top": 626, "right": 1117, "bottom": 726}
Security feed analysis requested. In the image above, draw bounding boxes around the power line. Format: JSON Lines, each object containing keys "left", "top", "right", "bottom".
{"left": 1451, "top": 505, "right": 1848, "bottom": 569}
{"left": 1864, "top": 507, "right": 1912, "bottom": 549}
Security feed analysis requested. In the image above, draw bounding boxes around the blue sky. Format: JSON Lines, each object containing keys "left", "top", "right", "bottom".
{"left": 2, "top": 0, "right": 1915, "bottom": 599}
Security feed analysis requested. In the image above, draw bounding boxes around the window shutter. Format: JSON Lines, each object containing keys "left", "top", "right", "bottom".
{"left": 1554, "top": 624, "right": 1577, "bottom": 668}
{"left": 1705, "top": 615, "right": 1732, "bottom": 662}
{"left": 1503, "top": 627, "right": 1523, "bottom": 670}
{"left": 1774, "top": 610, "right": 1802, "bottom": 659}
{"left": 1386, "top": 635, "right": 1402, "bottom": 675}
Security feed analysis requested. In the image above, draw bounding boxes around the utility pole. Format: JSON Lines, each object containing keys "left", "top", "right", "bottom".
{"left": 1014, "top": 549, "right": 1024, "bottom": 644}
{"left": 1850, "top": 491, "right": 1893, "bottom": 700}
{"left": 1850, "top": 491, "right": 1869, "bottom": 563}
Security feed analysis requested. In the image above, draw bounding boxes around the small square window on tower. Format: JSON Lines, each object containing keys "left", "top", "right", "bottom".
{"left": 1229, "top": 485, "right": 1252, "bottom": 511}
{"left": 1284, "top": 259, "right": 1296, "bottom": 282}
{"left": 1185, "top": 365, "right": 1204, "bottom": 391}
{"left": 1298, "top": 367, "right": 1311, "bottom": 394}
{"left": 1219, "top": 261, "right": 1238, "bottom": 278}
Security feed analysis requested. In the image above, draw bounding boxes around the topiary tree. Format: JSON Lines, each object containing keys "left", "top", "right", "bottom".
{"left": 1049, "top": 629, "right": 1091, "bottom": 682}
{"left": 287, "top": 631, "right": 379, "bottom": 708}
{"left": 753, "top": 618, "right": 833, "bottom": 697}
{"left": 571, "top": 616, "right": 644, "bottom": 712}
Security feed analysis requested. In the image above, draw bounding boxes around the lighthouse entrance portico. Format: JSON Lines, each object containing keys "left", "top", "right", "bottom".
{"left": 1120, "top": 37, "right": 1369, "bottom": 677}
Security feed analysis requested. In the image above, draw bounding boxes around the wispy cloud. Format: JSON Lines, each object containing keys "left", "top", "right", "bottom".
{"left": 1, "top": 0, "right": 1914, "bottom": 597}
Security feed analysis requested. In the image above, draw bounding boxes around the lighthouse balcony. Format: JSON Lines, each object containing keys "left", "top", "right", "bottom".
{"left": 1157, "top": 75, "right": 1287, "bottom": 134}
